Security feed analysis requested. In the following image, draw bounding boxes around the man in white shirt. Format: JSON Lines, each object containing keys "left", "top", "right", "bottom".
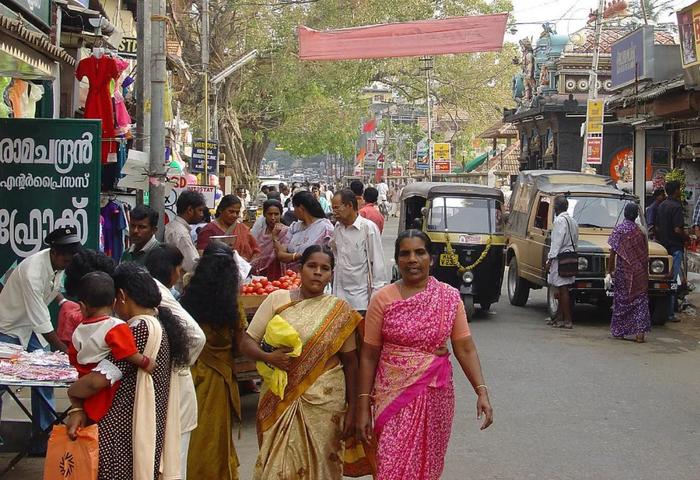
{"left": 165, "top": 190, "right": 207, "bottom": 279}
{"left": 546, "top": 195, "right": 579, "bottom": 329}
{"left": 0, "top": 226, "right": 81, "bottom": 454}
{"left": 330, "top": 189, "right": 388, "bottom": 314}
{"left": 144, "top": 244, "right": 205, "bottom": 478}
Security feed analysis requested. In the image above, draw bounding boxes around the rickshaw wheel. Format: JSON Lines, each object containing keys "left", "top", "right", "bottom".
{"left": 462, "top": 295, "right": 476, "bottom": 319}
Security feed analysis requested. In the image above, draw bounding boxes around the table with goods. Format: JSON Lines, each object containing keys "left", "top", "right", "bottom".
{"left": 0, "top": 342, "right": 77, "bottom": 477}
{"left": 234, "top": 270, "right": 301, "bottom": 381}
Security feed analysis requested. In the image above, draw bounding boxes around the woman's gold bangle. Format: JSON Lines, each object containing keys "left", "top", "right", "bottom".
{"left": 67, "top": 407, "right": 84, "bottom": 416}
{"left": 474, "top": 384, "right": 488, "bottom": 392}
{"left": 358, "top": 393, "right": 371, "bottom": 398}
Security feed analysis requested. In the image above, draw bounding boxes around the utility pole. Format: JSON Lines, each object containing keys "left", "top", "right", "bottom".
{"left": 580, "top": 0, "right": 606, "bottom": 172}
{"left": 136, "top": 0, "right": 151, "bottom": 155}
{"left": 201, "top": 0, "right": 210, "bottom": 181}
{"left": 149, "top": 0, "right": 167, "bottom": 235}
{"left": 420, "top": 56, "right": 434, "bottom": 181}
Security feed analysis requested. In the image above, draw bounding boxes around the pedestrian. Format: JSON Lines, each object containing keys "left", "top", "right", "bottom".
{"left": 196, "top": 194, "right": 260, "bottom": 262}
{"left": 0, "top": 227, "right": 81, "bottom": 454}
{"left": 120, "top": 205, "right": 159, "bottom": 264}
{"left": 312, "top": 182, "right": 332, "bottom": 214}
{"left": 250, "top": 199, "right": 290, "bottom": 281}
{"left": 356, "top": 230, "right": 493, "bottom": 480}
{"left": 331, "top": 189, "right": 388, "bottom": 316}
{"left": 545, "top": 195, "right": 578, "bottom": 329}
{"left": 606, "top": 203, "right": 651, "bottom": 343}
{"left": 58, "top": 249, "right": 116, "bottom": 346}
{"left": 274, "top": 191, "right": 334, "bottom": 271}
{"left": 165, "top": 190, "right": 207, "bottom": 277}
{"left": 240, "top": 245, "right": 364, "bottom": 480}
{"left": 389, "top": 185, "right": 401, "bottom": 217}
{"left": 645, "top": 188, "right": 666, "bottom": 240}
{"left": 66, "top": 262, "right": 194, "bottom": 479}
{"left": 256, "top": 185, "right": 269, "bottom": 204}
{"left": 359, "top": 186, "right": 385, "bottom": 233}
{"left": 236, "top": 186, "right": 249, "bottom": 212}
{"left": 377, "top": 179, "right": 389, "bottom": 206}
{"left": 350, "top": 179, "right": 365, "bottom": 209}
{"left": 279, "top": 183, "right": 290, "bottom": 206}
{"left": 144, "top": 244, "right": 206, "bottom": 478}
{"left": 180, "top": 242, "right": 246, "bottom": 480}
{"left": 656, "top": 181, "right": 690, "bottom": 321}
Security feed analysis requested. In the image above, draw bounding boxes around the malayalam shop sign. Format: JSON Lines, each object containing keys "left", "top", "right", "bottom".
{"left": 0, "top": 119, "right": 102, "bottom": 276}
{"left": 610, "top": 26, "right": 654, "bottom": 89}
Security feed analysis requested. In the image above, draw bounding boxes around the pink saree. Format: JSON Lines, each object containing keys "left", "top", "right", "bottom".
{"left": 373, "top": 277, "right": 460, "bottom": 480}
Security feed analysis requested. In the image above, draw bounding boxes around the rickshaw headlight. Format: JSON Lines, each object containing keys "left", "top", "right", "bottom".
{"left": 462, "top": 271, "right": 474, "bottom": 284}
{"left": 577, "top": 256, "right": 589, "bottom": 271}
{"left": 650, "top": 259, "right": 665, "bottom": 274}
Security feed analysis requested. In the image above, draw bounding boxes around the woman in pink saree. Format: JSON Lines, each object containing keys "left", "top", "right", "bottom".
{"left": 357, "top": 230, "right": 493, "bottom": 480}
{"left": 250, "top": 199, "right": 289, "bottom": 281}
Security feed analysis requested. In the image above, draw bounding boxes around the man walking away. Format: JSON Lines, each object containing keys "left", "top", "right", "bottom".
{"left": 330, "top": 189, "right": 388, "bottom": 316}
{"left": 165, "top": 190, "right": 207, "bottom": 278}
{"left": 656, "top": 181, "right": 690, "bottom": 321}
{"left": 645, "top": 188, "right": 666, "bottom": 240}
{"left": 121, "top": 205, "right": 159, "bottom": 265}
{"left": 350, "top": 180, "right": 365, "bottom": 209}
{"left": 256, "top": 185, "right": 270, "bottom": 204}
{"left": 546, "top": 195, "right": 578, "bottom": 329}
{"left": 359, "top": 187, "right": 385, "bottom": 234}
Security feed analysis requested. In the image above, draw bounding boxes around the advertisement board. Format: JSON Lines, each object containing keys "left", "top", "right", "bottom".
{"left": 190, "top": 139, "right": 219, "bottom": 174}
{"left": 433, "top": 160, "right": 452, "bottom": 173}
{"left": 0, "top": 119, "right": 102, "bottom": 276}
{"left": 586, "top": 135, "right": 603, "bottom": 165}
{"left": 433, "top": 143, "right": 450, "bottom": 160}
{"left": 678, "top": 4, "right": 700, "bottom": 68}
{"left": 610, "top": 26, "right": 654, "bottom": 89}
{"left": 586, "top": 99, "right": 605, "bottom": 134}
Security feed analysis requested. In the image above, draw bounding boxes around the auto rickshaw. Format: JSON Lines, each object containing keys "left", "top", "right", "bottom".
{"left": 396, "top": 182, "right": 506, "bottom": 317}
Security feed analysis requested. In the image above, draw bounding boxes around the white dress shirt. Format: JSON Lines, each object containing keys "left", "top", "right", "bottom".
{"left": 156, "top": 280, "right": 206, "bottom": 433}
{"left": 0, "top": 249, "right": 61, "bottom": 348}
{"left": 330, "top": 215, "right": 388, "bottom": 311}
{"left": 165, "top": 216, "right": 200, "bottom": 274}
{"left": 548, "top": 211, "right": 579, "bottom": 287}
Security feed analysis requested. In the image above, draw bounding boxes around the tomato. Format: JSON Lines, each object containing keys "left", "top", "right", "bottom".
{"left": 260, "top": 279, "right": 269, "bottom": 287}
{"left": 255, "top": 288, "right": 265, "bottom": 295}
{"left": 252, "top": 282, "right": 262, "bottom": 290}
{"left": 264, "top": 285, "right": 275, "bottom": 292}
{"left": 285, "top": 269, "right": 295, "bottom": 277}
{"left": 272, "top": 281, "right": 281, "bottom": 287}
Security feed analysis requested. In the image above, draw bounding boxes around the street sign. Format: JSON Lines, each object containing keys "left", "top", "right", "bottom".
{"left": 164, "top": 184, "right": 217, "bottom": 223}
{"left": 586, "top": 100, "right": 604, "bottom": 134}
{"left": 0, "top": 118, "right": 101, "bottom": 277}
{"left": 434, "top": 160, "right": 452, "bottom": 173}
{"left": 416, "top": 139, "right": 429, "bottom": 159}
{"left": 433, "top": 143, "right": 451, "bottom": 160}
{"left": 586, "top": 134, "right": 603, "bottom": 165}
{"left": 364, "top": 152, "right": 378, "bottom": 174}
{"left": 191, "top": 139, "right": 219, "bottom": 174}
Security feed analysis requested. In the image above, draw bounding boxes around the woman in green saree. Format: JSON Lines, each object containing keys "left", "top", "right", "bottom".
{"left": 240, "top": 245, "right": 365, "bottom": 479}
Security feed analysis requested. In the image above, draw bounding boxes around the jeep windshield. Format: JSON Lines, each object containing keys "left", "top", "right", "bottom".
{"left": 427, "top": 197, "right": 503, "bottom": 234}
{"left": 566, "top": 196, "right": 639, "bottom": 229}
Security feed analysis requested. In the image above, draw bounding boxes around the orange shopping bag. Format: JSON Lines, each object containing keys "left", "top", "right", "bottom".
{"left": 44, "top": 424, "right": 99, "bottom": 480}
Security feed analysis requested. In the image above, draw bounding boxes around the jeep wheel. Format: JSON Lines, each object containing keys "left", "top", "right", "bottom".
{"left": 507, "top": 257, "right": 530, "bottom": 306}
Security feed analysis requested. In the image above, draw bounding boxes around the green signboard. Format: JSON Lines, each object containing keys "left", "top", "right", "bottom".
{"left": 5, "top": 0, "right": 52, "bottom": 27}
{"left": 0, "top": 119, "right": 101, "bottom": 277}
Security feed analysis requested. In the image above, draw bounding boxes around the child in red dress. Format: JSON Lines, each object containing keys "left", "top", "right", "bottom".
{"left": 68, "top": 272, "right": 156, "bottom": 421}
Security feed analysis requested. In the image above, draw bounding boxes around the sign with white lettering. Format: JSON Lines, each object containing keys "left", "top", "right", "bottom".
{"left": 0, "top": 119, "right": 102, "bottom": 276}
{"left": 610, "top": 26, "right": 653, "bottom": 89}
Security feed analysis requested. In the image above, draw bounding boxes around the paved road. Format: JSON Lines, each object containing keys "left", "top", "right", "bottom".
{"left": 3, "top": 217, "right": 699, "bottom": 479}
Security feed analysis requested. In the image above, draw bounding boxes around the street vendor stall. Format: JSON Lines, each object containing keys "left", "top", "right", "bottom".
{"left": 0, "top": 342, "right": 76, "bottom": 477}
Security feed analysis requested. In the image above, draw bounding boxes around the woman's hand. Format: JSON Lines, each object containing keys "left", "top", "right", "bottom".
{"left": 355, "top": 401, "right": 373, "bottom": 442}
{"left": 66, "top": 410, "right": 88, "bottom": 441}
{"left": 342, "top": 408, "right": 356, "bottom": 440}
{"left": 265, "top": 347, "right": 293, "bottom": 371}
{"left": 476, "top": 391, "right": 494, "bottom": 431}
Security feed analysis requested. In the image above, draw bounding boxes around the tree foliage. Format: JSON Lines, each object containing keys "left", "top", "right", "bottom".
{"left": 172, "top": 0, "right": 517, "bottom": 185}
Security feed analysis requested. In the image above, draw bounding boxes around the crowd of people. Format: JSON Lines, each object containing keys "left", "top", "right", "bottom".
{"left": 0, "top": 177, "right": 491, "bottom": 480}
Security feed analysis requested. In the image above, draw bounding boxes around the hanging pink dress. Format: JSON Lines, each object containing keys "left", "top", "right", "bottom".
{"left": 364, "top": 278, "right": 471, "bottom": 480}
{"left": 76, "top": 55, "right": 119, "bottom": 164}
{"left": 112, "top": 57, "right": 131, "bottom": 132}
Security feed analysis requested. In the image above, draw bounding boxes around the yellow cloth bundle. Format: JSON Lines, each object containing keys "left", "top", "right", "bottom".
{"left": 256, "top": 314, "right": 302, "bottom": 399}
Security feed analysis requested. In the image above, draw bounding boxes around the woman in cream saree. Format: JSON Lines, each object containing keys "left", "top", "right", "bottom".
{"left": 241, "top": 245, "right": 368, "bottom": 479}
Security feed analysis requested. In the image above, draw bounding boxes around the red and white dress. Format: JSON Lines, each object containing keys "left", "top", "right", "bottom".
{"left": 68, "top": 315, "right": 138, "bottom": 421}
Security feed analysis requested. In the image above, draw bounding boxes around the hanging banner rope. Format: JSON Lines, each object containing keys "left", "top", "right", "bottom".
{"left": 298, "top": 13, "right": 508, "bottom": 61}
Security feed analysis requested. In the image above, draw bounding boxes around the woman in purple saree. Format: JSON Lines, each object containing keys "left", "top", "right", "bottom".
{"left": 607, "top": 203, "right": 651, "bottom": 343}
{"left": 357, "top": 230, "right": 493, "bottom": 480}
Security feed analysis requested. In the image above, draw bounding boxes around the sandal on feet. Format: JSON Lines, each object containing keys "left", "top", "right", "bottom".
{"left": 635, "top": 334, "right": 645, "bottom": 343}
{"left": 557, "top": 323, "right": 573, "bottom": 329}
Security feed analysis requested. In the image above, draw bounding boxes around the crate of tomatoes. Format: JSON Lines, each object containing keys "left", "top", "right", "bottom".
{"left": 239, "top": 270, "right": 301, "bottom": 311}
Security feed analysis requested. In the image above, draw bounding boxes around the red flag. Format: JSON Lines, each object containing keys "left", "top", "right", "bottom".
{"left": 362, "top": 119, "right": 376, "bottom": 133}
{"left": 298, "top": 14, "right": 508, "bottom": 61}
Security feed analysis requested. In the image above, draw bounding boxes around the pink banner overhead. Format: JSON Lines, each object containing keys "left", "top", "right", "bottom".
{"left": 298, "top": 13, "right": 508, "bottom": 61}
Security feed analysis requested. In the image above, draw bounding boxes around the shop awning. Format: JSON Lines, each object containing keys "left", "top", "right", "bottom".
{"left": 463, "top": 152, "right": 489, "bottom": 173}
{"left": 0, "top": 14, "right": 75, "bottom": 79}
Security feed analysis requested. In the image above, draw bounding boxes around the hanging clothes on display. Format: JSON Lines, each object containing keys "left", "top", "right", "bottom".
{"left": 0, "top": 77, "right": 11, "bottom": 118}
{"left": 7, "top": 80, "right": 45, "bottom": 118}
{"left": 112, "top": 57, "right": 132, "bottom": 133}
{"left": 76, "top": 52, "right": 119, "bottom": 164}
{"left": 100, "top": 198, "right": 129, "bottom": 261}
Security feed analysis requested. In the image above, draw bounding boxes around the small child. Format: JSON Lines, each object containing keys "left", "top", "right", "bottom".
{"left": 68, "top": 271, "right": 156, "bottom": 422}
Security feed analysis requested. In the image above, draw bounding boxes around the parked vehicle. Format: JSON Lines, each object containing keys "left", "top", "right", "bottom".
{"left": 505, "top": 170, "right": 675, "bottom": 324}
{"left": 396, "top": 182, "right": 506, "bottom": 317}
